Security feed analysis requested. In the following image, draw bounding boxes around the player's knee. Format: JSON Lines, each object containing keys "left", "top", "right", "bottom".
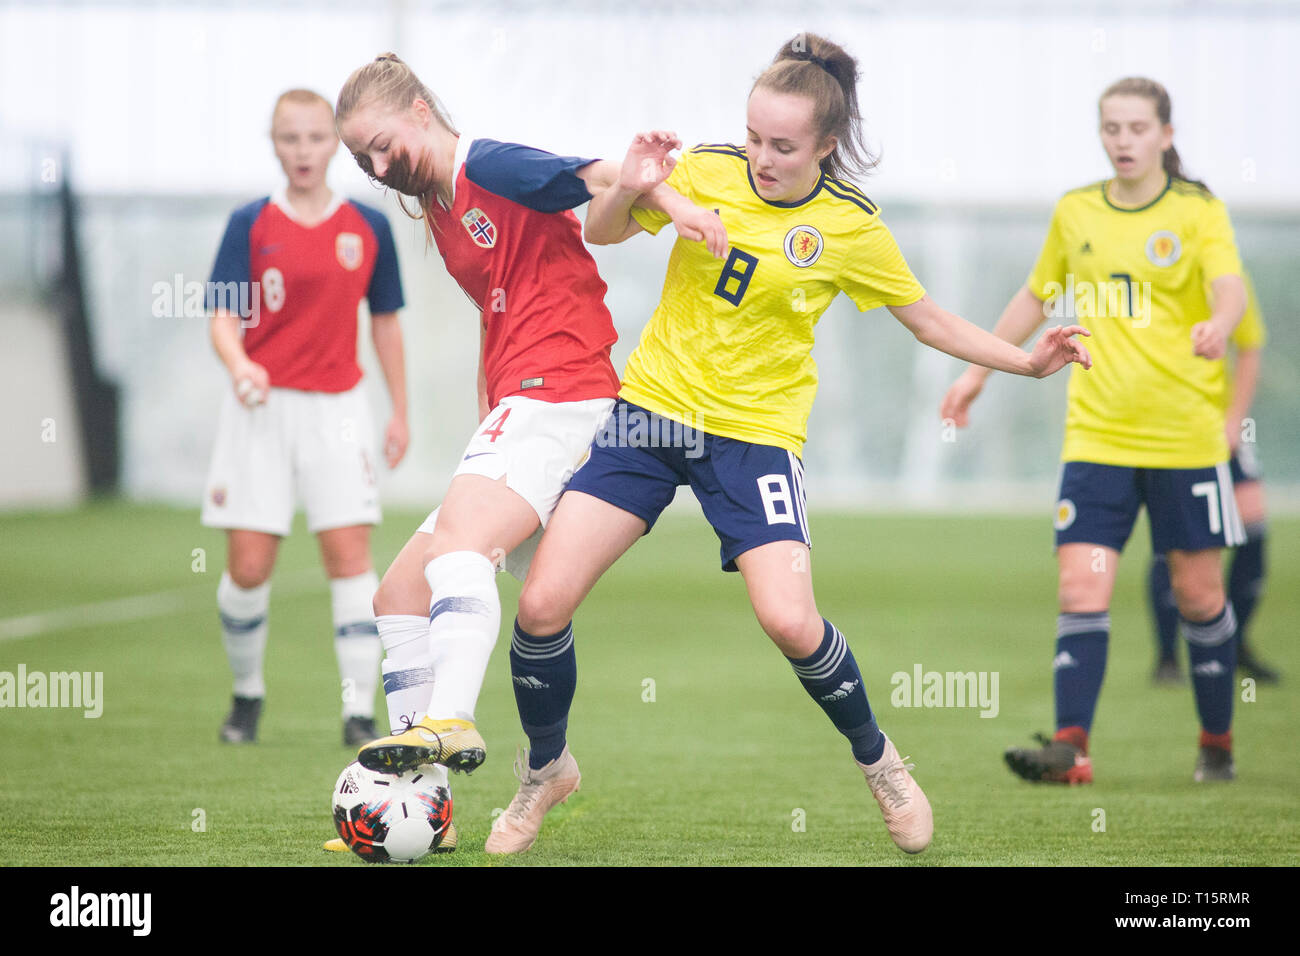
{"left": 372, "top": 571, "right": 409, "bottom": 617}
{"left": 319, "top": 532, "right": 371, "bottom": 579}
{"left": 227, "top": 560, "right": 271, "bottom": 590}
{"left": 324, "top": 554, "right": 371, "bottom": 581}
{"left": 516, "top": 579, "right": 573, "bottom": 637}
{"left": 1057, "top": 570, "right": 1108, "bottom": 613}
{"left": 755, "top": 606, "right": 821, "bottom": 657}
{"left": 1171, "top": 579, "right": 1225, "bottom": 622}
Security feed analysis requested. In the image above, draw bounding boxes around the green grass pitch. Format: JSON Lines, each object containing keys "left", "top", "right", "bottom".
{"left": 1, "top": 502, "right": 1296, "bottom": 866}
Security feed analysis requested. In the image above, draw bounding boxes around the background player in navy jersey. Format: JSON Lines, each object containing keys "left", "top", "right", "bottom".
{"left": 329, "top": 56, "right": 702, "bottom": 826}
{"left": 203, "top": 89, "right": 408, "bottom": 748}
{"left": 1150, "top": 277, "right": 1278, "bottom": 684}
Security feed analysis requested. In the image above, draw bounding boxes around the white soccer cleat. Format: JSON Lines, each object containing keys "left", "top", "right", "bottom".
{"left": 858, "top": 735, "right": 933, "bottom": 854}
{"left": 484, "top": 746, "right": 581, "bottom": 854}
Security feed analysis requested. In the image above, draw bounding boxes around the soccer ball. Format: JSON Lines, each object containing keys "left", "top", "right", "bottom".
{"left": 331, "top": 760, "right": 453, "bottom": 863}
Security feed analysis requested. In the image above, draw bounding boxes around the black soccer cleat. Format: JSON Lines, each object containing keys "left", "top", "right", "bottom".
{"left": 1193, "top": 745, "right": 1235, "bottom": 782}
{"left": 219, "top": 695, "right": 263, "bottom": 744}
{"left": 1004, "top": 732, "right": 1093, "bottom": 784}
{"left": 343, "top": 716, "right": 380, "bottom": 747}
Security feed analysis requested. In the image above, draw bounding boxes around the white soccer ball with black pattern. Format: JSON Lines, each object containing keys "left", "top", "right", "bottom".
{"left": 331, "top": 760, "right": 452, "bottom": 863}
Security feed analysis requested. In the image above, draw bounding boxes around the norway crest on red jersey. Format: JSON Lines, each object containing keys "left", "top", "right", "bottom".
{"left": 461, "top": 208, "right": 497, "bottom": 249}
{"left": 336, "top": 232, "right": 363, "bottom": 271}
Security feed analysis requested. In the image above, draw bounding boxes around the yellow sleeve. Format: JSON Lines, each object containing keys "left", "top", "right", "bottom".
{"left": 1199, "top": 198, "right": 1243, "bottom": 285}
{"left": 1026, "top": 201, "right": 1069, "bottom": 298}
{"left": 629, "top": 149, "right": 695, "bottom": 235}
{"left": 1231, "top": 271, "right": 1267, "bottom": 349}
{"left": 839, "top": 216, "right": 926, "bottom": 311}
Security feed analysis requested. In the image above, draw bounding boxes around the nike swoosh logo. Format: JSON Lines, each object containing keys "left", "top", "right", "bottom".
{"left": 258, "top": 245, "right": 282, "bottom": 255}
{"left": 416, "top": 730, "right": 442, "bottom": 744}
{"left": 462, "top": 452, "right": 493, "bottom": 461}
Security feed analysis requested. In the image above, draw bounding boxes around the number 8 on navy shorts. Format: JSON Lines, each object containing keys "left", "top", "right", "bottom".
{"left": 565, "top": 400, "right": 810, "bottom": 571}
{"left": 1053, "top": 460, "right": 1246, "bottom": 553}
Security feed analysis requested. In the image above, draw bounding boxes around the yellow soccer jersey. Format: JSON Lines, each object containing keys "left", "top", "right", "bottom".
{"left": 626, "top": 144, "right": 924, "bottom": 455}
{"left": 1027, "top": 176, "right": 1244, "bottom": 468}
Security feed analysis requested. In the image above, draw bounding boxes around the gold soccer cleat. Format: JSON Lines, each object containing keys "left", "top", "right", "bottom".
{"left": 357, "top": 717, "right": 486, "bottom": 775}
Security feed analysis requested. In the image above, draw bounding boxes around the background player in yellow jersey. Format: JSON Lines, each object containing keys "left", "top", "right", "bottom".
{"left": 1149, "top": 276, "right": 1278, "bottom": 684}
{"left": 484, "top": 33, "right": 1091, "bottom": 857}
{"left": 942, "top": 77, "right": 1248, "bottom": 783}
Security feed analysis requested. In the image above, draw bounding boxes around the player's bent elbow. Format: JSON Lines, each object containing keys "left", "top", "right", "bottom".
{"left": 584, "top": 216, "right": 641, "bottom": 247}
{"left": 583, "top": 217, "right": 617, "bottom": 246}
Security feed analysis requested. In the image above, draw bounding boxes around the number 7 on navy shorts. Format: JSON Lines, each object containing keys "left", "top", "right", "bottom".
{"left": 1053, "top": 460, "right": 1246, "bottom": 554}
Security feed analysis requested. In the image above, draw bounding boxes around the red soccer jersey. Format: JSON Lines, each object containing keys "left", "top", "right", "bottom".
{"left": 208, "top": 192, "right": 404, "bottom": 392}
{"left": 425, "top": 135, "right": 620, "bottom": 407}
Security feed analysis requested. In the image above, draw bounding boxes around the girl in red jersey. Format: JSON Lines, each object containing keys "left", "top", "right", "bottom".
{"left": 331, "top": 55, "right": 697, "bottom": 805}
{"left": 203, "top": 89, "right": 408, "bottom": 747}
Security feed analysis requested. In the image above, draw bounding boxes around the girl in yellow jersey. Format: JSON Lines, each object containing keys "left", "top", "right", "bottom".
{"left": 485, "top": 34, "right": 1090, "bottom": 857}
{"left": 942, "top": 77, "right": 1248, "bottom": 784}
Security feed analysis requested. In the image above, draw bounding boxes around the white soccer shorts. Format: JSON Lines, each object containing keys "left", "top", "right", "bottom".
{"left": 417, "top": 394, "right": 615, "bottom": 580}
{"left": 201, "top": 383, "right": 381, "bottom": 535}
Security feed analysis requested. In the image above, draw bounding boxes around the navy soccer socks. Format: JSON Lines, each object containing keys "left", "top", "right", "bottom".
{"left": 1183, "top": 604, "right": 1238, "bottom": 736}
{"left": 509, "top": 620, "right": 577, "bottom": 771}
{"left": 787, "top": 620, "right": 884, "bottom": 765}
{"left": 1054, "top": 611, "right": 1109, "bottom": 745}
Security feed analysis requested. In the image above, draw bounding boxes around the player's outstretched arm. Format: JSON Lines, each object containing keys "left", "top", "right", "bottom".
{"left": 370, "top": 311, "right": 409, "bottom": 468}
{"left": 891, "top": 293, "right": 1090, "bottom": 381}
{"left": 938, "top": 285, "right": 1056, "bottom": 426}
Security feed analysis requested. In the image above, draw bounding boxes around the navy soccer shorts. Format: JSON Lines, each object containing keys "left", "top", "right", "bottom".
{"left": 1053, "top": 460, "right": 1246, "bottom": 554}
{"left": 564, "top": 400, "right": 810, "bottom": 571}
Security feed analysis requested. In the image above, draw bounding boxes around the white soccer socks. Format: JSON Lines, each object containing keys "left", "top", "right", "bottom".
{"left": 423, "top": 550, "right": 501, "bottom": 723}
{"left": 331, "top": 570, "right": 382, "bottom": 720}
{"left": 217, "top": 571, "right": 270, "bottom": 699}
{"left": 378, "top": 614, "right": 436, "bottom": 733}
